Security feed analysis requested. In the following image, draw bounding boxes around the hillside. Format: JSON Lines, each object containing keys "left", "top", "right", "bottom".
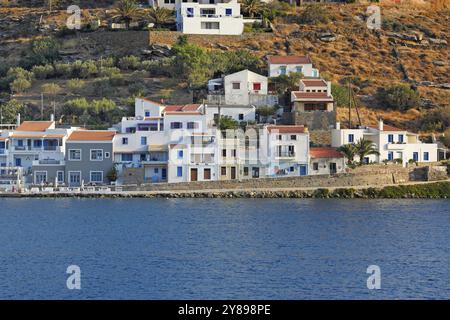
{"left": 0, "top": 1, "right": 448, "bottom": 134}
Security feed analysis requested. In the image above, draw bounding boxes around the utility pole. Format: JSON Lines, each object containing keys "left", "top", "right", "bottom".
{"left": 41, "top": 93, "right": 44, "bottom": 120}
{"left": 348, "top": 81, "right": 352, "bottom": 129}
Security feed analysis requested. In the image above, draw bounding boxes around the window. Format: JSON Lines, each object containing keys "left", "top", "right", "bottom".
{"left": 90, "top": 149, "right": 103, "bottom": 161}
{"left": 290, "top": 135, "right": 297, "bottom": 140}
{"left": 225, "top": 8, "right": 232, "bottom": 16}
{"left": 187, "top": 7, "right": 194, "bottom": 17}
{"left": 348, "top": 134, "right": 354, "bottom": 143}
{"left": 0, "top": 141, "right": 5, "bottom": 149}
{"left": 170, "top": 122, "right": 183, "bottom": 129}
{"left": 178, "top": 150, "right": 184, "bottom": 159}
{"left": 423, "top": 152, "right": 429, "bottom": 161}
{"left": 144, "top": 111, "right": 150, "bottom": 117}
{"left": 388, "top": 134, "right": 394, "bottom": 143}
{"left": 243, "top": 167, "right": 249, "bottom": 176}
{"left": 187, "top": 122, "right": 199, "bottom": 129}
{"left": 279, "top": 66, "right": 287, "bottom": 75}
{"left": 413, "top": 152, "right": 418, "bottom": 161}
{"left": 296, "top": 66, "right": 303, "bottom": 73}
{"left": 221, "top": 167, "right": 227, "bottom": 176}
{"left": 289, "top": 166, "right": 295, "bottom": 172}
{"left": 177, "top": 166, "right": 183, "bottom": 177}
{"left": 122, "top": 137, "right": 128, "bottom": 145}
{"left": 201, "top": 21, "right": 219, "bottom": 29}
{"left": 388, "top": 152, "right": 394, "bottom": 161}
{"left": 121, "top": 154, "right": 133, "bottom": 162}
{"left": 17, "top": 140, "right": 23, "bottom": 147}
{"left": 253, "top": 83, "right": 261, "bottom": 91}
{"left": 105, "top": 152, "right": 110, "bottom": 159}
{"left": 238, "top": 113, "right": 244, "bottom": 121}
{"left": 33, "top": 140, "right": 42, "bottom": 148}
{"left": 34, "top": 171, "right": 47, "bottom": 184}
{"left": 232, "top": 149, "right": 236, "bottom": 157}
{"left": 232, "top": 82, "right": 240, "bottom": 90}
{"left": 313, "top": 163, "right": 319, "bottom": 170}
{"left": 57, "top": 171, "right": 64, "bottom": 183}
{"left": 277, "top": 135, "right": 282, "bottom": 141}
{"left": 154, "top": 168, "right": 159, "bottom": 174}
{"left": 222, "top": 149, "right": 227, "bottom": 157}
{"left": 90, "top": 171, "right": 103, "bottom": 183}
{"left": 141, "top": 137, "right": 147, "bottom": 145}
{"left": 69, "top": 172, "right": 81, "bottom": 186}
{"left": 69, "top": 149, "right": 81, "bottom": 161}
{"left": 398, "top": 134, "right": 404, "bottom": 143}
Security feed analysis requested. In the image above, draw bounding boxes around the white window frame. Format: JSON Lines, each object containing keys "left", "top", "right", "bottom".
{"left": 34, "top": 171, "right": 47, "bottom": 184}
{"left": 89, "top": 171, "right": 104, "bottom": 184}
{"left": 90, "top": 149, "right": 104, "bottom": 161}
{"left": 68, "top": 171, "right": 82, "bottom": 185}
{"left": 68, "top": 149, "right": 82, "bottom": 161}
{"left": 57, "top": 170, "right": 64, "bottom": 183}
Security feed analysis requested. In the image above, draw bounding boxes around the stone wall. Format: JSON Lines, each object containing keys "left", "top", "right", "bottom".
{"left": 148, "top": 31, "right": 275, "bottom": 48}
{"left": 122, "top": 167, "right": 145, "bottom": 185}
{"left": 293, "top": 110, "right": 337, "bottom": 131}
{"left": 124, "top": 164, "right": 421, "bottom": 192}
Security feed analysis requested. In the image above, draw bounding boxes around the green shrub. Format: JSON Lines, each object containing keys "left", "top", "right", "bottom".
{"left": 32, "top": 64, "right": 54, "bottom": 79}
{"left": 99, "top": 67, "right": 121, "bottom": 78}
{"left": 376, "top": 84, "right": 420, "bottom": 111}
{"left": 54, "top": 63, "right": 73, "bottom": 78}
{"left": 298, "top": 5, "right": 329, "bottom": 25}
{"left": 118, "top": 55, "right": 141, "bottom": 70}
{"left": 7, "top": 67, "right": 34, "bottom": 82}
{"left": 10, "top": 78, "right": 32, "bottom": 93}
{"left": 24, "top": 37, "right": 59, "bottom": 67}
{"left": 79, "top": 60, "right": 98, "bottom": 78}
{"left": 67, "top": 78, "right": 86, "bottom": 94}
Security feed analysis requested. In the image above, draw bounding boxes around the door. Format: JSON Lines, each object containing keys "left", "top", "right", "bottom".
{"left": 413, "top": 152, "right": 418, "bottom": 161}
{"left": 69, "top": 172, "right": 81, "bottom": 187}
{"left": 161, "top": 168, "right": 167, "bottom": 181}
{"left": 329, "top": 163, "right": 337, "bottom": 174}
{"left": 299, "top": 165, "right": 307, "bottom": 176}
{"left": 204, "top": 168, "right": 211, "bottom": 180}
{"left": 190, "top": 168, "right": 198, "bottom": 182}
{"left": 231, "top": 167, "right": 236, "bottom": 180}
{"left": 15, "top": 158, "right": 21, "bottom": 167}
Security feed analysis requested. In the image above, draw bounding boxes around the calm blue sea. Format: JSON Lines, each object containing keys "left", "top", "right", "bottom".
{"left": 0, "top": 198, "right": 448, "bottom": 300}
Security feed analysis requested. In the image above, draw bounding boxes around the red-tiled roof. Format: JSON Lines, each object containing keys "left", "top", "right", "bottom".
{"left": 368, "top": 124, "right": 404, "bottom": 132}
{"left": 68, "top": 131, "right": 115, "bottom": 141}
{"left": 301, "top": 79, "right": 327, "bottom": 87}
{"left": 267, "top": 125, "right": 306, "bottom": 134}
{"left": 310, "top": 147, "right": 344, "bottom": 159}
{"left": 268, "top": 55, "right": 312, "bottom": 64}
{"left": 292, "top": 92, "right": 333, "bottom": 101}
{"left": 164, "top": 104, "right": 201, "bottom": 112}
{"left": 164, "top": 112, "right": 202, "bottom": 116}
{"left": 16, "top": 121, "right": 54, "bottom": 132}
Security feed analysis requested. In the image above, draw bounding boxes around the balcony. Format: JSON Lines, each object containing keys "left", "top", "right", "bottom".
{"left": 0, "top": 149, "right": 6, "bottom": 155}
{"left": 33, "top": 159, "right": 65, "bottom": 166}
{"left": 275, "top": 151, "right": 296, "bottom": 158}
{"left": 386, "top": 143, "right": 407, "bottom": 150}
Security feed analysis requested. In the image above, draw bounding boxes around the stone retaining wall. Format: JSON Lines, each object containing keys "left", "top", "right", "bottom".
{"left": 124, "top": 164, "right": 417, "bottom": 192}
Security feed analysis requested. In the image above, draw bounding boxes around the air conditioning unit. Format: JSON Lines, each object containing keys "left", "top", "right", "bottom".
{"left": 136, "top": 116, "right": 144, "bottom": 120}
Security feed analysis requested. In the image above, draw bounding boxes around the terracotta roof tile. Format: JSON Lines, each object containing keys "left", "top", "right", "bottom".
{"left": 310, "top": 147, "right": 344, "bottom": 159}
{"left": 301, "top": 79, "right": 327, "bottom": 87}
{"left": 16, "top": 121, "right": 54, "bottom": 132}
{"left": 292, "top": 92, "right": 333, "bottom": 101}
{"left": 68, "top": 131, "right": 115, "bottom": 141}
{"left": 268, "top": 55, "right": 312, "bottom": 64}
{"left": 368, "top": 124, "right": 404, "bottom": 132}
{"left": 267, "top": 125, "right": 306, "bottom": 134}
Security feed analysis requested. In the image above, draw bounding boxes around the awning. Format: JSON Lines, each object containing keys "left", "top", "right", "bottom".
{"left": 148, "top": 145, "right": 168, "bottom": 152}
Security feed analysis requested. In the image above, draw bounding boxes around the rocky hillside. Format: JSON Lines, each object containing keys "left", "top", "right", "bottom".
{"left": 0, "top": 2, "right": 448, "bottom": 133}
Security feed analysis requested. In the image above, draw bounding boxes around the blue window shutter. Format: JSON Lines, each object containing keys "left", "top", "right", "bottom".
{"left": 177, "top": 166, "right": 183, "bottom": 177}
{"left": 388, "top": 134, "right": 393, "bottom": 143}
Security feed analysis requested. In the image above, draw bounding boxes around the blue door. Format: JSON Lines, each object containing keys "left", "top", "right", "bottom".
{"left": 299, "top": 165, "right": 307, "bottom": 176}
{"left": 15, "top": 158, "right": 21, "bottom": 167}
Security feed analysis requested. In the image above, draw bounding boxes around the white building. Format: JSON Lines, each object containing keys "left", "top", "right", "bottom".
{"left": 268, "top": 55, "right": 320, "bottom": 78}
{"left": 175, "top": 0, "right": 244, "bottom": 35}
{"left": 207, "top": 69, "right": 278, "bottom": 106}
{"left": 262, "top": 125, "right": 310, "bottom": 177}
{"left": 148, "top": 0, "right": 177, "bottom": 10}
{"left": 331, "top": 120, "right": 438, "bottom": 165}
{"left": 309, "top": 147, "right": 345, "bottom": 175}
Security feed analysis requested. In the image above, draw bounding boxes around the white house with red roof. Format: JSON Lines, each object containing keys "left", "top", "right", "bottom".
{"left": 309, "top": 147, "right": 345, "bottom": 175}
{"left": 331, "top": 119, "right": 438, "bottom": 165}
{"left": 267, "top": 55, "right": 319, "bottom": 78}
{"left": 207, "top": 69, "right": 278, "bottom": 107}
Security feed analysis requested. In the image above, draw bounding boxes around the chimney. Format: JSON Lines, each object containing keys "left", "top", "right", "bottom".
{"left": 50, "top": 114, "right": 54, "bottom": 122}
{"left": 378, "top": 119, "right": 384, "bottom": 131}
{"left": 336, "top": 122, "right": 340, "bottom": 130}
{"left": 16, "top": 113, "right": 21, "bottom": 126}
{"left": 327, "top": 81, "right": 331, "bottom": 95}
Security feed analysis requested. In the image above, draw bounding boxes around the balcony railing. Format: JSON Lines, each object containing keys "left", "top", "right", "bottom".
{"left": 33, "top": 159, "right": 64, "bottom": 165}
{"left": 276, "top": 151, "right": 296, "bottom": 158}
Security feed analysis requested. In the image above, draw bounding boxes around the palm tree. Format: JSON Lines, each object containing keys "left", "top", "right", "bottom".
{"left": 111, "top": 0, "right": 141, "bottom": 29}
{"left": 241, "top": 0, "right": 265, "bottom": 18}
{"left": 354, "top": 138, "right": 380, "bottom": 164}
{"left": 337, "top": 144, "right": 357, "bottom": 165}
{"left": 148, "top": 7, "right": 174, "bottom": 28}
